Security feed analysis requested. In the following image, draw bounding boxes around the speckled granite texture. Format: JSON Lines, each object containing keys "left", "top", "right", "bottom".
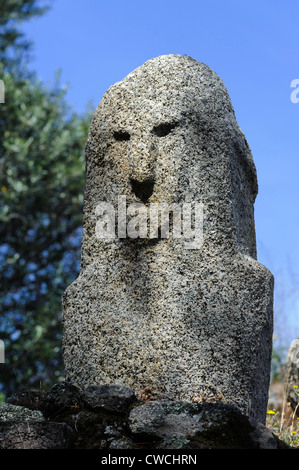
{"left": 62, "top": 55, "right": 273, "bottom": 424}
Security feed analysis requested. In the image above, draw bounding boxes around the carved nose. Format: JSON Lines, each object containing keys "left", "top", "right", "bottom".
{"left": 130, "top": 178, "right": 155, "bottom": 203}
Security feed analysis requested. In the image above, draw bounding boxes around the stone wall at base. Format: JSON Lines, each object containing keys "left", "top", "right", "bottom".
{"left": 0, "top": 383, "right": 290, "bottom": 449}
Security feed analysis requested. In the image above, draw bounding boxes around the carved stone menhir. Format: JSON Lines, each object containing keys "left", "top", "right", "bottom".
{"left": 62, "top": 55, "right": 274, "bottom": 424}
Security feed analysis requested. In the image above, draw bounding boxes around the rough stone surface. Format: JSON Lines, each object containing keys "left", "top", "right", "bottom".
{"left": 248, "top": 418, "right": 280, "bottom": 449}
{"left": 0, "top": 421, "right": 74, "bottom": 449}
{"left": 0, "top": 400, "right": 73, "bottom": 449}
{"left": 128, "top": 400, "right": 281, "bottom": 449}
{"left": 284, "top": 338, "right": 299, "bottom": 416}
{"left": 62, "top": 54, "right": 274, "bottom": 424}
{"left": 0, "top": 402, "right": 44, "bottom": 422}
{"left": 40, "top": 381, "right": 84, "bottom": 420}
{"left": 1, "top": 384, "right": 290, "bottom": 449}
{"left": 6, "top": 390, "right": 45, "bottom": 411}
{"left": 83, "top": 384, "right": 137, "bottom": 414}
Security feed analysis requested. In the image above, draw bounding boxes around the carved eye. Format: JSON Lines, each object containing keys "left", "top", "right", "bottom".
{"left": 113, "top": 131, "right": 130, "bottom": 141}
{"left": 152, "top": 122, "right": 178, "bottom": 137}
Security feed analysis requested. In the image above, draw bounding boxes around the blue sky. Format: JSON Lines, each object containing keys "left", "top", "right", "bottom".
{"left": 21, "top": 0, "right": 299, "bottom": 351}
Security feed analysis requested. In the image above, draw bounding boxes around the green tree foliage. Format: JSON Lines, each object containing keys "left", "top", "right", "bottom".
{"left": 0, "top": 0, "right": 91, "bottom": 396}
{"left": 0, "top": 0, "right": 48, "bottom": 69}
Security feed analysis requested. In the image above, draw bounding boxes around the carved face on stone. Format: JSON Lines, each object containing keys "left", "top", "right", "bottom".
{"left": 82, "top": 55, "right": 258, "bottom": 264}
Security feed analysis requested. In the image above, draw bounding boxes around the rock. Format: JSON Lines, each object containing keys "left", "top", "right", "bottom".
{"left": 128, "top": 400, "right": 286, "bottom": 449}
{"left": 6, "top": 390, "right": 44, "bottom": 411}
{"left": 108, "top": 437, "right": 136, "bottom": 449}
{"left": 0, "top": 384, "right": 290, "bottom": 449}
{"left": 83, "top": 384, "right": 137, "bottom": 414}
{"left": 38, "top": 383, "right": 136, "bottom": 449}
{"left": 284, "top": 338, "right": 299, "bottom": 416}
{"left": 68, "top": 385, "right": 137, "bottom": 449}
{"left": 62, "top": 54, "right": 274, "bottom": 424}
{"left": 0, "top": 421, "right": 74, "bottom": 449}
{"left": 129, "top": 401, "right": 198, "bottom": 440}
{"left": 0, "top": 402, "right": 44, "bottom": 422}
{"left": 267, "top": 381, "right": 284, "bottom": 412}
{"left": 39, "top": 381, "right": 83, "bottom": 420}
{"left": 70, "top": 410, "right": 108, "bottom": 449}
{"left": 248, "top": 418, "right": 280, "bottom": 449}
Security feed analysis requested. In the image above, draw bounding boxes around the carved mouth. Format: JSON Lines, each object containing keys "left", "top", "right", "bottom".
{"left": 130, "top": 177, "right": 155, "bottom": 203}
